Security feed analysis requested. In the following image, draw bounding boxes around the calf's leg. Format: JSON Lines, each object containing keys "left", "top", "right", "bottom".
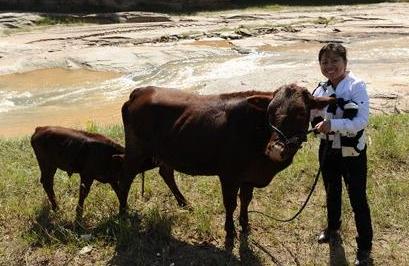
{"left": 110, "top": 181, "right": 121, "bottom": 204}
{"left": 239, "top": 184, "right": 254, "bottom": 235}
{"left": 39, "top": 166, "right": 58, "bottom": 211}
{"left": 76, "top": 175, "right": 93, "bottom": 219}
{"left": 159, "top": 164, "right": 188, "bottom": 207}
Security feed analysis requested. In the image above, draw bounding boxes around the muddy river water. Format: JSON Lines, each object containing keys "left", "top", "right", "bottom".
{"left": 1, "top": 4, "right": 409, "bottom": 137}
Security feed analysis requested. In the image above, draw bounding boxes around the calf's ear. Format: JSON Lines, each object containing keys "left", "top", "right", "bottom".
{"left": 246, "top": 95, "right": 274, "bottom": 112}
{"left": 309, "top": 96, "right": 336, "bottom": 110}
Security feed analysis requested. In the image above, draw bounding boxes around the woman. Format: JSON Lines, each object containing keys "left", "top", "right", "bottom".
{"left": 310, "top": 43, "right": 373, "bottom": 266}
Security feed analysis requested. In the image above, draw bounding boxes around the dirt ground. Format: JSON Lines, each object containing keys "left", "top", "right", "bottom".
{"left": 1, "top": 2, "right": 409, "bottom": 137}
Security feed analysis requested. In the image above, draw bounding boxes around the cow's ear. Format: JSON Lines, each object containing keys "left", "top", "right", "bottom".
{"left": 246, "top": 95, "right": 273, "bottom": 112}
{"left": 309, "top": 96, "right": 336, "bottom": 110}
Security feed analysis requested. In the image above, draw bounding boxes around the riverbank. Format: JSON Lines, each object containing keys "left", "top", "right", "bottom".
{"left": 1, "top": 2, "right": 409, "bottom": 137}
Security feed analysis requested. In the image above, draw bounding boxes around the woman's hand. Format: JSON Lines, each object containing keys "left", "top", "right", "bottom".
{"left": 314, "top": 120, "right": 331, "bottom": 134}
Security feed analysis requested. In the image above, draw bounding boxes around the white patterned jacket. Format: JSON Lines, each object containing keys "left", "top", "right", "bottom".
{"left": 310, "top": 71, "right": 370, "bottom": 157}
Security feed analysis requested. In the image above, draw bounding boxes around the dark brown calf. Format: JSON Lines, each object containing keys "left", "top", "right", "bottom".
{"left": 31, "top": 126, "right": 125, "bottom": 218}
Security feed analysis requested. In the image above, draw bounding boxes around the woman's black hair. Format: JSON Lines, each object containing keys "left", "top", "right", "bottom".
{"left": 318, "top": 43, "right": 347, "bottom": 62}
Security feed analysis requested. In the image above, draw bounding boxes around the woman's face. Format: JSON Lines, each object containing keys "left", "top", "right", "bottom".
{"left": 319, "top": 51, "right": 347, "bottom": 86}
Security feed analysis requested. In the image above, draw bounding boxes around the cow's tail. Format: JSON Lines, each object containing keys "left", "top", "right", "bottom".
{"left": 121, "top": 96, "right": 132, "bottom": 151}
{"left": 121, "top": 89, "right": 146, "bottom": 199}
{"left": 30, "top": 126, "right": 45, "bottom": 162}
{"left": 121, "top": 87, "right": 149, "bottom": 164}
{"left": 121, "top": 98, "right": 133, "bottom": 176}
{"left": 30, "top": 126, "right": 43, "bottom": 146}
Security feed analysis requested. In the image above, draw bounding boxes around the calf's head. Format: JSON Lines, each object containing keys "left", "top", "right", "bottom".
{"left": 250, "top": 84, "right": 335, "bottom": 162}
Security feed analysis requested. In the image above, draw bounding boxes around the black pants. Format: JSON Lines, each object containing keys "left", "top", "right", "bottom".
{"left": 319, "top": 141, "right": 373, "bottom": 251}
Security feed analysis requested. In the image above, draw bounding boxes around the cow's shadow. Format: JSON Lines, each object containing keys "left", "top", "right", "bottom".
{"left": 105, "top": 212, "right": 262, "bottom": 266}
{"left": 329, "top": 235, "right": 348, "bottom": 266}
{"left": 27, "top": 203, "right": 262, "bottom": 265}
{"left": 26, "top": 202, "right": 109, "bottom": 245}
{"left": 26, "top": 203, "right": 81, "bottom": 245}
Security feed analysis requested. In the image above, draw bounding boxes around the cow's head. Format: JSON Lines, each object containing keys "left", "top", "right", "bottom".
{"left": 249, "top": 84, "right": 335, "bottom": 162}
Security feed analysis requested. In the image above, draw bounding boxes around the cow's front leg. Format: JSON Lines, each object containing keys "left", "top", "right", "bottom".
{"left": 220, "top": 178, "right": 239, "bottom": 241}
{"left": 76, "top": 176, "right": 93, "bottom": 219}
{"left": 239, "top": 184, "right": 254, "bottom": 235}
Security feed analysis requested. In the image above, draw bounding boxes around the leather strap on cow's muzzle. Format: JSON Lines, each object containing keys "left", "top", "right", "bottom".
{"left": 268, "top": 122, "right": 308, "bottom": 148}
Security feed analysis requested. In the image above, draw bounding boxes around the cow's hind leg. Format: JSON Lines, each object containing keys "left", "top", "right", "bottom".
{"left": 239, "top": 184, "right": 254, "bottom": 235}
{"left": 119, "top": 154, "right": 150, "bottom": 214}
{"left": 118, "top": 171, "right": 134, "bottom": 215}
{"left": 76, "top": 175, "right": 93, "bottom": 219}
{"left": 159, "top": 163, "right": 188, "bottom": 207}
{"left": 39, "top": 164, "right": 58, "bottom": 211}
{"left": 220, "top": 177, "right": 240, "bottom": 246}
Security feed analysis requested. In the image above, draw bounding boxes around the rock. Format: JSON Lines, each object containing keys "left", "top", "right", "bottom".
{"left": 80, "top": 234, "right": 92, "bottom": 241}
{"left": 0, "top": 0, "right": 231, "bottom": 12}
{"left": 79, "top": 245, "right": 93, "bottom": 255}
{"left": 0, "top": 13, "right": 42, "bottom": 29}
{"left": 220, "top": 32, "right": 242, "bottom": 40}
{"left": 231, "top": 46, "right": 251, "bottom": 55}
{"left": 281, "top": 25, "right": 300, "bottom": 33}
{"left": 256, "top": 27, "right": 279, "bottom": 34}
{"left": 235, "top": 28, "right": 253, "bottom": 37}
{"left": 159, "top": 35, "right": 179, "bottom": 42}
{"left": 38, "top": 12, "right": 171, "bottom": 25}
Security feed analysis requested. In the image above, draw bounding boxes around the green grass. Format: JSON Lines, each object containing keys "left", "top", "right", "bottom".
{"left": 1, "top": 114, "right": 409, "bottom": 265}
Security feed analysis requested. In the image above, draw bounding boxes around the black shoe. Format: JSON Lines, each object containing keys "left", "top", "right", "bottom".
{"left": 317, "top": 229, "right": 340, "bottom": 244}
{"left": 354, "top": 249, "right": 373, "bottom": 266}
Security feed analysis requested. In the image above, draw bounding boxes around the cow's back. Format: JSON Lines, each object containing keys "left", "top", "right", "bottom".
{"left": 122, "top": 86, "right": 274, "bottom": 177}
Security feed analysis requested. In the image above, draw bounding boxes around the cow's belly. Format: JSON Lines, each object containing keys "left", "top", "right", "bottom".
{"left": 151, "top": 132, "right": 224, "bottom": 175}
{"left": 157, "top": 153, "right": 219, "bottom": 176}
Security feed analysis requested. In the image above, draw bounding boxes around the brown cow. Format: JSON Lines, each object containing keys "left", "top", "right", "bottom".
{"left": 118, "top": 84, "right": 334, "bottom": 241}
{"left": 31, "top": 126, "right": 125, "bottom": 218}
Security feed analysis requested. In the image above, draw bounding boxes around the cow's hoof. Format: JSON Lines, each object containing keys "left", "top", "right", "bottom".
{"left": 181, "top": 203, "right": 193, "bottom": 212}
{"left": 224, "top": 235, "right": 235, "bottom": 252}
{"left": 240, "top": 225, "right": 251, "bottom": 237}
{"left": 51, "top": 204, "right": 59, "bottom": 212}
{"left": 119, "top": 209, "right": 130, "bottom": 221}
{"left": 75, "top": 211, "right": 84, "bottom": 221}
{"left": 73, "top": 219, "right": 85, "bottom": 231}
{"left": 119, "top": 206, "right": 128, "bottom": 216}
